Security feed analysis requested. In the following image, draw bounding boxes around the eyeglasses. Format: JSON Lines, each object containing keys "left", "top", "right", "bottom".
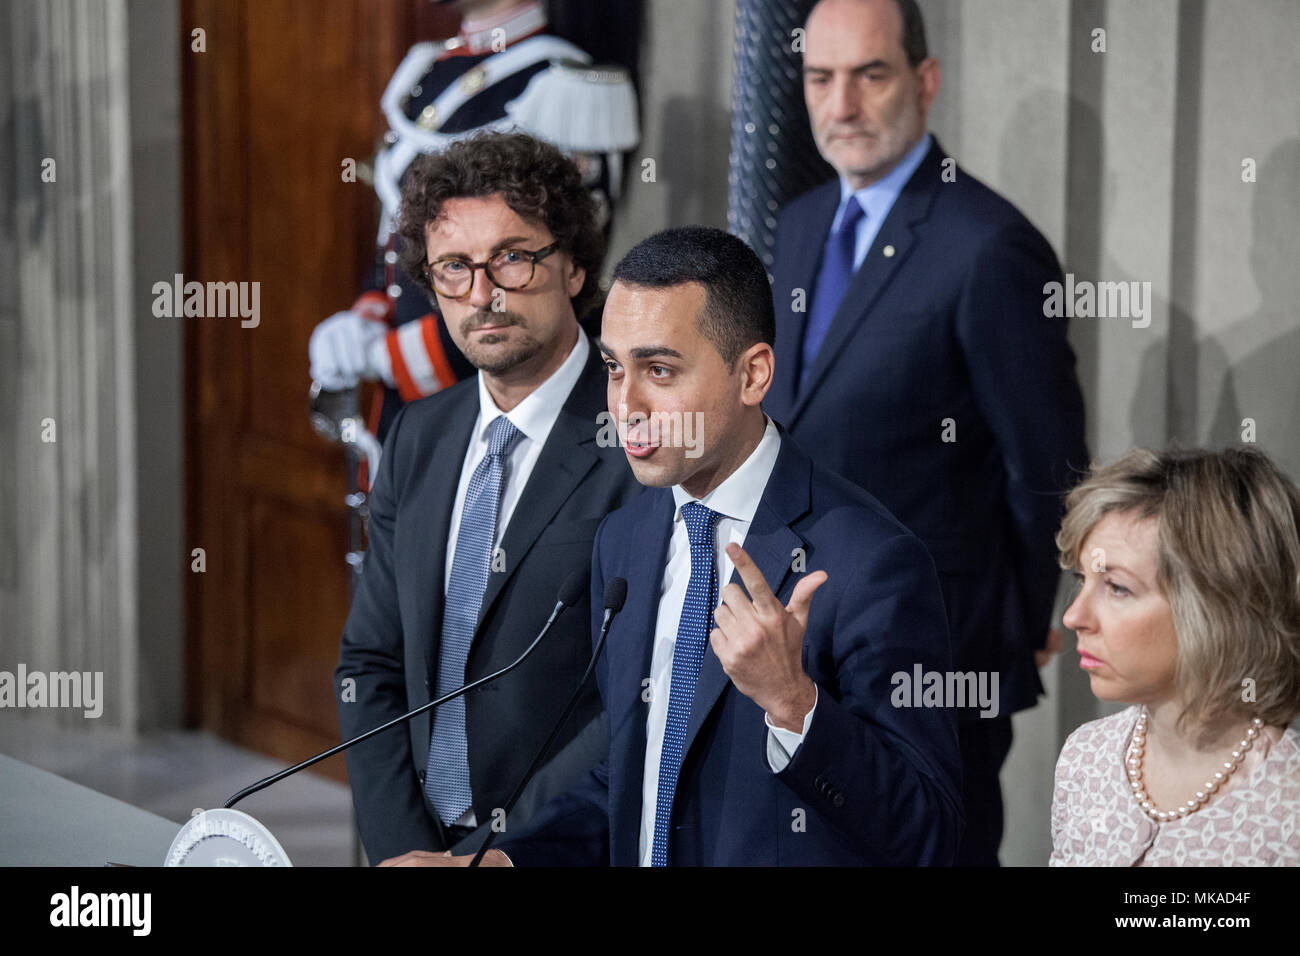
{"left": 423, "top": 242, "right": 560, "bottom": 299}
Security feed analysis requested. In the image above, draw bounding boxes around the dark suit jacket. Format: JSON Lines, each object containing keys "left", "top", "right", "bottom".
{"left": 497, "top": 430, "right": 962, "bottom": 865}
{"left": 765, "top": 138, "right": 1089, "bottom": 719}
{"left": 334, "top": 343, "right": 642, "bottom": 863}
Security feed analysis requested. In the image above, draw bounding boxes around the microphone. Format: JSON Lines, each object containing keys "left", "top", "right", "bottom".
{"left": 222, "top": 569, "right": 589, "bottom": 809}
{"left": 469, "top": 576, "right": 629, "bottom": 866}
{"left": 600, "top": 577, "right": 628, "bottom": 634}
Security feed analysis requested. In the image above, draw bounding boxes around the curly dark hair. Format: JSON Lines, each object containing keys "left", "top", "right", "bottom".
{"left": 397, "top": 131, "right": 605, "bottom": 321}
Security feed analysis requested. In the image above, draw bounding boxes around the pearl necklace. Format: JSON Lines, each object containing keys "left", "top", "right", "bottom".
{"left": 1126, "top": 707, "right": 1264, "bottom": 823}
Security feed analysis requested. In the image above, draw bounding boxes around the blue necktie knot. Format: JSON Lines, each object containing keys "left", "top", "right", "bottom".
{"left": 485, "top": 415, "right": 521, "bottom": 459}
{"left": 837, "top": 196, "right": 866, "bottom": 236}
{"left": 681, "top": 501, "right": 720, "bottom": 552}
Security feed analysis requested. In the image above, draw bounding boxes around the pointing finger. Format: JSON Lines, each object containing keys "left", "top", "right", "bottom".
{"left": 725, "top": 542, "right": 780, "bottom": 613}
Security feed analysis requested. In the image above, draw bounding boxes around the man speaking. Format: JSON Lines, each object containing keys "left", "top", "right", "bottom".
{"left": 383, "top": 227, "right": 962, "bottom": 866}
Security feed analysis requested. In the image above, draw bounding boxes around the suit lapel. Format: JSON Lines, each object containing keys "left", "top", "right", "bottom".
{"left": 413, "top": 386, "right": 480, "bottom": 688}
{"left": 609, "top": 491, "right": 674, "bottom": 866}
{"left": 680, "top": 434, "right": 812, "bottom": 766}
{"left": 473, "top": 349, "right": 605, "bottom": 633}
{"left": 789, "top": 141, "right": 947, "bottom": 425}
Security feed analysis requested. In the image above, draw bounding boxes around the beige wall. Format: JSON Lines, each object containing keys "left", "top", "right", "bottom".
{"left": 608, "top": 0, "right": 739, "bottom": 267}
{"left": 926, "top": 0, "right": 1300, "bottom": 866}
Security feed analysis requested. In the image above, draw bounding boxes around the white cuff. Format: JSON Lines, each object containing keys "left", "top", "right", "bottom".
{"left": 764, "top": 686, "right": 818, "bottom": 773}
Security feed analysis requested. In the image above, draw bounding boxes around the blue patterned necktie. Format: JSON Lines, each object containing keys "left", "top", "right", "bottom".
{"left": 426, "top": 414, "right": 522, "bottom": 825}
{"left": 800, "top": 197, "right": 865, "bottom": 393}
{"left": 650, "top": 501, "right": 720, "bottom": 867}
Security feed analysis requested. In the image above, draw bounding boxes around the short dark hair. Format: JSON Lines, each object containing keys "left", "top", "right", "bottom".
{"left": 611, "top": 227, "right": 775, "bottom": 368}
{"left": 397, "top": 131, "right": 605, "bottom": 319}
{"left": 895, "top": 0, "right": 928, "bottom": 68}
{"left": 809, "top": 0, "right": 929, "bottom": 68}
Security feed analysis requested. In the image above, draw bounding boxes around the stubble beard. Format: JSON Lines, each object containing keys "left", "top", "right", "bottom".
{"left": 821, "top": 112, "right": 923, "bottom": 187}
{"left": 458, "top": 309, "right": 544, "bottom": 375}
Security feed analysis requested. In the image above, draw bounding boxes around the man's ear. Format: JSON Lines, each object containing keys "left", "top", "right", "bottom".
{"left": 566, "top": 258, "right": 586, "bottom": 298}
{"left": 917, "top": 57, "right": 941, "bottom": 116}
{"left": 740, "top": 342, "right": 775, "bottom": 407}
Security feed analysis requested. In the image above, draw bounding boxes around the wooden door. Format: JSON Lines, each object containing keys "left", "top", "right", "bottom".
{"left": 183, "top": 0, "right": 458, "bottom": 779}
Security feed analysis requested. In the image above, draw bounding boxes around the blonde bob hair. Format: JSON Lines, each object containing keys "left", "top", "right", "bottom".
{"left": 1056, "top": 446, "right": 1300, "bottom": 731}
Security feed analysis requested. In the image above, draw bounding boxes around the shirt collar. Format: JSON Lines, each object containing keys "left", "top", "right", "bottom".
{"left": 474, "top": 328, "right": 589, "bottom": 446}
{"left": 457, "top": 1, "right": 548, "bottom": 55}
{"left": 671, "top": 417, "right": 782, "bottom": 524}
{"left": 834, "top": 131, "right": 933, "bottom": 230}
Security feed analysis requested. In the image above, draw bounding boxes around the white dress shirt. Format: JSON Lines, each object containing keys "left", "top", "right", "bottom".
{"left": 440, "top": 328, "right": 589, "bottom": 826}
{"left": 638, "top": 417, "right": 818, "bottom": 866}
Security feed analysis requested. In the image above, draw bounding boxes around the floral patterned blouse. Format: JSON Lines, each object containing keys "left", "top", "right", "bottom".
{"left": 1050, "top": 706, "right": 1300, "bottom": 865}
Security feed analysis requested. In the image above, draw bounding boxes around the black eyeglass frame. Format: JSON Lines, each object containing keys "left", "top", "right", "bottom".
{"left": 423, "top": 241, "right": 560, "bottom": 299}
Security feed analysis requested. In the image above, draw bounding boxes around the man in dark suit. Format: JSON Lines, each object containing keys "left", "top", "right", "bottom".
{"left": 334, "top": 132, "right": 640, "bottom": 864}
{"left": 765, "top": 0, "right": 1089, "bottom": 864}
{"left": 383, "top": 226, "right": 961, "bottom": 866}
{"left": 307, "top": 0, "right": 640, "bottom": 444}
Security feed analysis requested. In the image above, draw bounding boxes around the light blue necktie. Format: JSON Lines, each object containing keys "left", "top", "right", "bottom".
{"left": 800, "top": 197, "right": 865, "bottom": 393}
{"left": 651, "top": 502, "right": 720, "bottom": 866}
{"left": 425, "top": 414, "right": 522, "bottom": 824}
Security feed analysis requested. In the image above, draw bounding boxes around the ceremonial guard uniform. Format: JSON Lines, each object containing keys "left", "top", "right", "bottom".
{"left": 309, "top": 0, "right": 639, "bottom": 448}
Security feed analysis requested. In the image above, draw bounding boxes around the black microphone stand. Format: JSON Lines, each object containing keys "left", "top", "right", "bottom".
{"left": 469, "top": 578, "right": 627, "bottom": 866}
{"left": 222, "top": 575, "right": 586, "bottom": 810}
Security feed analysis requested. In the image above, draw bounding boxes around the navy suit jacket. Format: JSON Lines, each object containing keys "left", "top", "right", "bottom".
{"left": 765, "top": 138, "right": 1088, "bottom": 719}
{"left": 496, "top": 430, "right": 963, "bottom": 865}
{"left": 335, "top": 345, "right": 642, "bottom": 863}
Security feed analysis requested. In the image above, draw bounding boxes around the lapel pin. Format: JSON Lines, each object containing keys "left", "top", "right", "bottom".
{"left": 883, "top": 244, "right": 896, "bottom": 258}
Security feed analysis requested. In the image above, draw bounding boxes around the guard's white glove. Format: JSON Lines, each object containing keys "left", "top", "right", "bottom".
{"left": 309, "top": 305, "right": 393, "bottom": 391}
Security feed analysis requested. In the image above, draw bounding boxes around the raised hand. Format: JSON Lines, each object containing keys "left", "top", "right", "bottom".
{"left": 709, "top": 542, "right": 826, "bottom": 731}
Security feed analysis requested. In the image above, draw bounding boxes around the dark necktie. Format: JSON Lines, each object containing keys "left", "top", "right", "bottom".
{"left": 800, "top": 197, "right": 865, "bottom": 392}
{"left": 425, "top": 414, "right": 522, "bottom": 824}
{"left": 650, "top": 502, "right": 720, "bottom": 866}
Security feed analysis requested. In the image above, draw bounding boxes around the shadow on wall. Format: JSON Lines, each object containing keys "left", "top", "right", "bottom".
{"left": 998, "top": 90, "right": 1106, "bottom": 463}
{"left": 995, "top": 89, "right": 1280, "bottom": 482}
{"left": 659, "top": 95, "right": 733, "bottom": 231}
{"left": 672, "top": 0, "right": 731, "bottom": 230}
{"left": 1202, "top": 140, "right": 1300, "bottom": 480}
{"left": 1131, "top": 139, "right": 1300, "bottom": 480}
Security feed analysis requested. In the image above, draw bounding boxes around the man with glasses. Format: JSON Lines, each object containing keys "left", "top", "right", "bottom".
{"left": 307, "top": 0, "right": 640, "bottom": 447}
{"left": 334, "top": 131, "right": 641, "bottom": 864}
